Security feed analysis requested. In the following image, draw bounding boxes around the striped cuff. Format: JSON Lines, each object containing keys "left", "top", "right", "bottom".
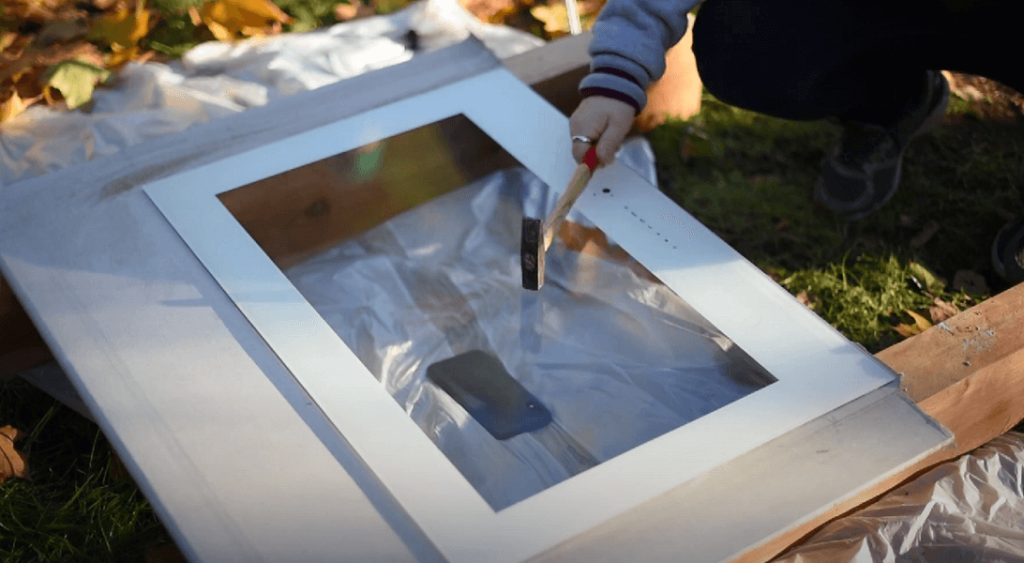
{"left": 579, "top": 71, "right": 647, "bottom": 112}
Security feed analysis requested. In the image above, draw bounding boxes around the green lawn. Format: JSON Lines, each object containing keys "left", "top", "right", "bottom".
{"left": 649, "top": 87, "right": 1022, "bottom": 352}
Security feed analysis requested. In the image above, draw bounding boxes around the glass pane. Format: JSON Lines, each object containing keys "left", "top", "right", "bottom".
{"left": 221, "top": 115, "right": 776, "bottom": 511}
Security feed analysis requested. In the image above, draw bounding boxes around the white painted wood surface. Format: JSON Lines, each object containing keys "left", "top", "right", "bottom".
{"left": 0, "top": 38, "right": 951, "bottom": 563}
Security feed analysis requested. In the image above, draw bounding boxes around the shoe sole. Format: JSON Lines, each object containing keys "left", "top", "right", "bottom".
{"left": 815, "top": 72, "right": 950, "bottom": 221}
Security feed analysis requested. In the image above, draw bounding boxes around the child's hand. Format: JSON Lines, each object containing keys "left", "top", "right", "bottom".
{"left": 569, "top": 96, "right": 635, "bottom": 166}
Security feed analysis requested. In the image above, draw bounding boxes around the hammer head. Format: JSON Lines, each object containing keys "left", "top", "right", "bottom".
{"left": 520, "top": 217, "right": 545, "bottom": 291}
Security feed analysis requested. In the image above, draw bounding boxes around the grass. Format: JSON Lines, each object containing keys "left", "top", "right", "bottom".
{"left": 0, "top": 378, "right": 165, "bottom": 562}
{"left": 3, "top": 11, "right": 1024, "bottom": 560}
{"left": 647, "top": 87, "right": 1023, "bottom": 351}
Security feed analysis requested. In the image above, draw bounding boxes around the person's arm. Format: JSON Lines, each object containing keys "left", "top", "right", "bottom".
{"left": 571, "top": 0, "right": 699, "bottom": 164}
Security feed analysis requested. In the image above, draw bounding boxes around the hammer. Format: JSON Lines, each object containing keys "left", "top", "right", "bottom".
{"left": 521, "top": 146, "right": 598, "bottom": 290}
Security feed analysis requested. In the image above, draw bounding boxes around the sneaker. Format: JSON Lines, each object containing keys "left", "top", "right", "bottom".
{"left": 992, "top": 216, "right": 1024, "bottom": 284}
{"left": 814, "top": 70, "right": 950, "bottom": 220}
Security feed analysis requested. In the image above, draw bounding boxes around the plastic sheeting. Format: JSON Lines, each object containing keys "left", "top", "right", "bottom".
{"left": 776, "top": 433, "right": 1024, "bottom": 563}
{"left": 284, "top": 145, "right": 775, "bottom": 510}
{"left": 0, "top": 0, "right": 543, "bottom": 187}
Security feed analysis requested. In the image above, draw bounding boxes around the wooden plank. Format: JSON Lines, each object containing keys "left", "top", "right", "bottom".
{"left": 880, "top": 282, "right": 1024, "bottom": 405}
{"left": 732, "top": 281, "right": 1024, "bottom": 563}
{"left": 504, "top": 31, "right": 590, "bottom": 116}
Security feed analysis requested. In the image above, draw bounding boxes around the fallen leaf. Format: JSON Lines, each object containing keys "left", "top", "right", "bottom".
{"left": 38, "top": 19, "right": 90, "bottom": 46}
{"left": 0, "top": 91, "right": 27, "bottom": 122}
{"left": 0, "top": 32, "right": 17, "bottom": 53}
{"left": 104, "top": 44, "right": 154, "bottom": 69}
{"left": 333, "top": 1, "right": 374, "bottom": 21}
{"left": 90, "top": 2, "right": 152, "bottom": 49}
{"left": 894, "top": 309, "right": 932, "bottom": 338}
{"left": 0, "top": 41, "right": 104, "bottom": 84}
{"left": 795, "top": 290, "right": 815, "bottom": 309}
{"left": 0, "top": 425, "right": 30, "bottom": 483}
{"left": 929, "top": 297, "right": 959, "bottom": 324}
{"left": 459, "top": 0, "right": 518, "bottom": 22}
{"left": 3, "top": 0, "right": 58, "bottom": 22}
{"left": 43, "top": 59, "right": 111, "bottom": 109}
{"left": 197, "top": 0, "right": 292, "bottom": 41}
{"left": 530, "top": 3, "right": 570, "bottom": 35}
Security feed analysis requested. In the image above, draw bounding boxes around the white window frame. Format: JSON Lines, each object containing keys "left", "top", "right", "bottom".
{"left": 144, "top": 67, "right": 895, "bottom": 563}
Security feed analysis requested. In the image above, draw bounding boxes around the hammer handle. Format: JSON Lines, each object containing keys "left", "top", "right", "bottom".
{"left": 542, "top": 146, "right": 598, "bottom": 250}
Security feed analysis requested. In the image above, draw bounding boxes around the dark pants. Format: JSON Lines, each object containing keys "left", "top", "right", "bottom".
{"left": 692, "top": 0, "right": 1023, "bottom": 124}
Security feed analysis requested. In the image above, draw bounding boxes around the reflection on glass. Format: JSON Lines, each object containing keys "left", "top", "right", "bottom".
{"left": 222, "top": 116, "right": 776, "bottom": 511}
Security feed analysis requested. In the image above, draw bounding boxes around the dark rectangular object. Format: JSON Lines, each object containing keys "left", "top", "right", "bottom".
{"left": 427, "top": 350, "right": 552, "bottom": 440}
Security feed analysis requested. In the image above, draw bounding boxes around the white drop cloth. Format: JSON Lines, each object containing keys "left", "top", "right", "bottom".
{"left": 0, "top": 0, "right": 542, "bottom": 187}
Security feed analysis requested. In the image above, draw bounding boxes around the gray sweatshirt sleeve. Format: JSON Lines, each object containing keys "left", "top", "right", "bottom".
{"left": 580, "top": 0, "right": 700, "bottom": 111}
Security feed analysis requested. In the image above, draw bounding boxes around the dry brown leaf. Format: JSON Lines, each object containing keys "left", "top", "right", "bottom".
{"left": 197, "top": 0, "right": 292, "bottom": 41}
{"left": 530, "top": 3, "right": 570, "bottom": 35}
{"left": 929, "top": 297, "right": 959, "bottom": 324}
{"left": 0, "top": 41, "right": 104, "bottom": 84}
{"left": 0, "top": 32, "right": 18, "bottom": 53}
{"left": 894, "top": 309, "right": 932, "bottom": 338}
{"left": 3, "top": 0, "right": 56, "bottom": 22}
{"left": 38, "top": 19, "right": 90, "bottom": 46}
{"left": 104, "top": 44, "right": 154, "bottom": 69}
{"left": 795, "top": 290, "right": 815, "bottom": 309}
{"left": 528, "top": 0, "right": 602, "bottom": 35}
{"left": 0, "top": 425, "right": 30, "bottom": 483}
{"left": 333, "top": 1, "right": 374, "bottom": 21}
{"left": 3, "top": 0, "right": 83, "bottom": 22}
{"left": 459, "top": 0, "right": 516, "bottom": 22}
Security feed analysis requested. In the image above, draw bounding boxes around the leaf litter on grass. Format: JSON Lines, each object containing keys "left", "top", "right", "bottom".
{"left": 1, "top": 379, "right": 162, "bottom": 562}
{"left": 0, "top": 425, "right": 30, "bottom": 484}
{"left": 1, "top": 0, "right": 602, "bottom": 122}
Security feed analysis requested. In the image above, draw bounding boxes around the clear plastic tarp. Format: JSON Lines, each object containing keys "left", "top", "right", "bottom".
{"left": 0, "top": 0, "right": 542, "bottom": 187}
{"left": 776, "top": 433, "right": 1024, "bottom": 563}
{"left": 283, "top": 142, "right": 775, "bottom": 510}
